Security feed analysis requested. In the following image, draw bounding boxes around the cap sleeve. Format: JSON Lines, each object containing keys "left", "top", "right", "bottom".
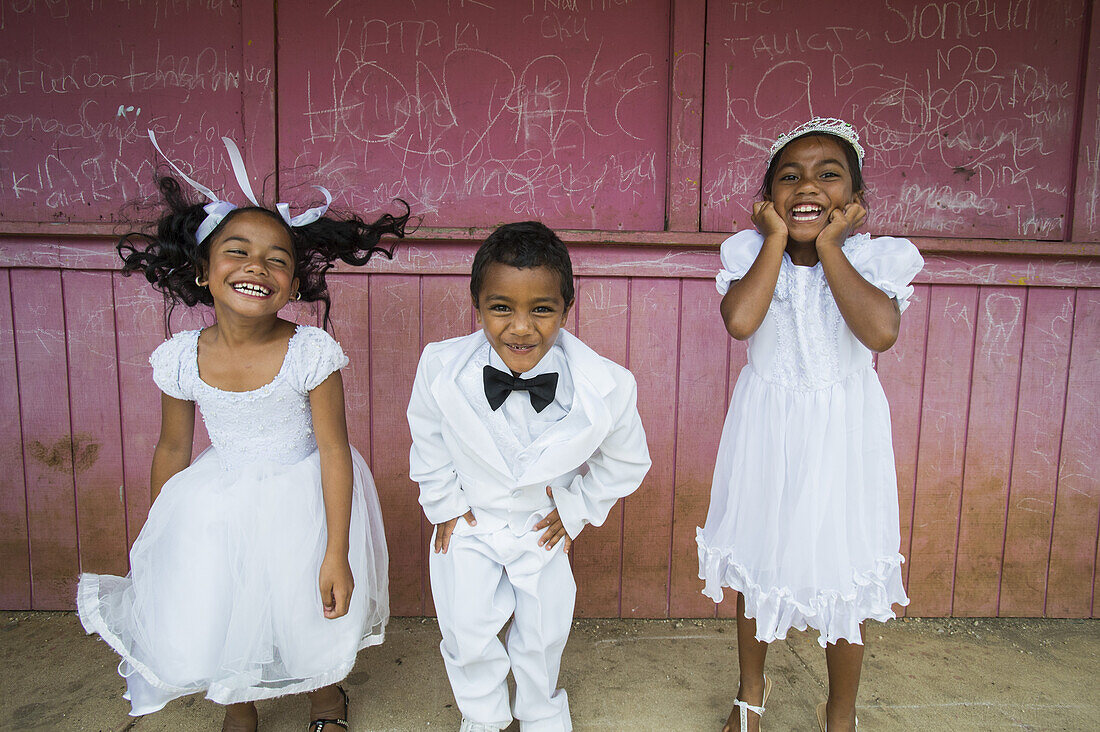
{"left": 288, "top": 326, "right": 350, "bottom": 393}
{"left": 148, "top": 330, "right": 198, "bottom": 401}
{"left": 844, "top": 235, "right": 925, "bottom": 313}
{"left": 715, "top": 229, "right": 765, "bottom": 295}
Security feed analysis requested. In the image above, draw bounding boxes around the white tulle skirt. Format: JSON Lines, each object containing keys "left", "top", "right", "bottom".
{"left": 77, "top": 446, "right": 389, "bottom": 715}
{"left": 697, "top": 365, "right": 909, "bottom": 647}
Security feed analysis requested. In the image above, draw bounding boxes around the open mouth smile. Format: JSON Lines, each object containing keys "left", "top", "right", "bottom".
{"left": 790, "top": 204, "right": 825, "bottom": 222}
{"left": 231, "top": 282, "right": 272, "bottom": 298}
{"left": 505, "top": 343, "right": 537, "bottom": 353}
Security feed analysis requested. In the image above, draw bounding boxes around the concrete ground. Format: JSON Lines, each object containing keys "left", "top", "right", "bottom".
{"left": 1, "top": 613, "right": 1097, "bottom": 731}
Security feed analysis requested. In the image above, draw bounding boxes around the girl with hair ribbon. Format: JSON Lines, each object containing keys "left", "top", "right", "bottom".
{"left": 78, "top": 132, "right": 410, "bottom": 732}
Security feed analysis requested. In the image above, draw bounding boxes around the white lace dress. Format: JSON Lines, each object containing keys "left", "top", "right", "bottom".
{"left": 77, "top": 325, "right": 389, "bottom": 714}
{"left": 697, "top": 230, "right": 923, "bottom": 647}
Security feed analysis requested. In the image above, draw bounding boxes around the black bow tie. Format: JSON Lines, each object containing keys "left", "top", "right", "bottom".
{"left": 483, "top": 365, "right": 559, "bottom": 413}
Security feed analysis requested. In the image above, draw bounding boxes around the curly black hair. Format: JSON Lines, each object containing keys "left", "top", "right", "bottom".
{"left": 118, "top": 176, "right": 411, "bottom": 328}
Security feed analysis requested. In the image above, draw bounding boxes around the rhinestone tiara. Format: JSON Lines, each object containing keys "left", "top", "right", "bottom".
{"left": 767, "top": 117, "right": 865, "bottom": 167}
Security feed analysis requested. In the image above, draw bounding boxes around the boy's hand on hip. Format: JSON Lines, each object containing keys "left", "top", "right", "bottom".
{"left": 319, "top": 551, "right": 354, "bottom": 619}
{"left": 535, "top": 486, "right": 572, "bottom": 554}
{"left": 434, "top": 510, "right": 476, "bottom": 554}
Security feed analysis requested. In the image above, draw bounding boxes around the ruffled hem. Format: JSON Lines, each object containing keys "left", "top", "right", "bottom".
{"left": 696, "top": 528, "right": 909, "bottom": 648}
{"left": 78, "top": 574, "right": 384, "bottom": 715}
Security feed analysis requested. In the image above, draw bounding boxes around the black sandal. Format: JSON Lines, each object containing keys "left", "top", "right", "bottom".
{"left": 307, "top": 686, "right": 349, "bottom": 731}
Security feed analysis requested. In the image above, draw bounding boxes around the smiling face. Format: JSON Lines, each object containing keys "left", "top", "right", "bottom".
{"left": 475, "top": 262, "right": 572, "bottom": 375}
{"left": 767, "top": 134, "right": 860, "bottom": 245}
{"left": 202, "top": 209, "right": 299, "bottom": 321}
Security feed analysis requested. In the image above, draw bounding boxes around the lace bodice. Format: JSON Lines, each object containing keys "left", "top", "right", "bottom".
{"left": 715, "top": 230, "right": 924, "bottom": 390}
{"left": 150, "top": 325, "right": 349, "bottom": 470}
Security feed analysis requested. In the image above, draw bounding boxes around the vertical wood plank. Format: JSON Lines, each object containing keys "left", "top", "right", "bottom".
{"left": 877, "top": 284, "right": 931, "bottom": 615}
{"left": 63, "top": 272, "right": 129, "bottom": 578}
{"left": 670, "top": 279, "right": 729, "bottom": 617}
{"left": 0, "top": 272, "right": 31, "bottom": 608}
{"left": 666, "top": 0, "right": 706, "bottom": 231}
{"left": 113, "top": 273, "right": 168, "bottom": 547}
{"left": 1047, "top": 290, "right": 1100, "bottom": 616}
{"left": 419, "top": 274, "right": 474, "bottom": 617}
{"left": 369, "top": 274, "right": 423, "bottom": 615}
{"left": 572, "top": 277, "right": 630, "bottom": 617}
{"left": 621, "top": 279, "right": 679, "bottom": 618}
{"left": 1070, "top": 4, "right": 1100, "bottom": 241}
{"left": 953, "top": 287, "right": 1026, "bottom": 615}
{"left": 12, "top": 270, "right": 78, "bottom": 609}
{"left": 999, "top": 289, "right": 1074, "bottom": 616}
{"left": 907, "top": 285, "right": 978, "bottom": 616}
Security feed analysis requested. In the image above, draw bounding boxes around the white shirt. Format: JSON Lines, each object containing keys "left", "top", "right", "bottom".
{"left": 458, "top": 339, "right": 574, "bottom": 478}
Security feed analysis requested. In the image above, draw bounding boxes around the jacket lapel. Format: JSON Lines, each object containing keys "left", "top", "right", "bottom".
{"left": 516, "top": 331, "right": 615, "bottom": 486}
{"left": 429, "top": 332, "right": 513, "bottom": 480}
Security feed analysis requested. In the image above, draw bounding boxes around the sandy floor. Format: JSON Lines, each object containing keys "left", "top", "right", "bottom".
{"left": 2, "top": 613, "right": 1097, "bottom": 730}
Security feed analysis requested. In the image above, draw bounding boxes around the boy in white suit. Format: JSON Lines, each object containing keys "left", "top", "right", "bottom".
{"left": 407, "top": 222, "right": 651, "bottom": 732}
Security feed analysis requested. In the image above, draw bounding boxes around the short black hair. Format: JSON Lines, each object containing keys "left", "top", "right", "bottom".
{"left": 470, "top": 221, "right": 574, "bottom": 306}
{"left": 757, "top": 132, "right": 865, "bottom": 202}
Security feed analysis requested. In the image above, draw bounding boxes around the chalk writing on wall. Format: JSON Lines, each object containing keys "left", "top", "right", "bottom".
{"left": 0, "top": 0, "right": 267, "bottom": 223}
{"left": 701, "top": 0, "right": 1086, "bottom": 240}
{"left": 277, "top": 0, "right": 670, "bottom": 230}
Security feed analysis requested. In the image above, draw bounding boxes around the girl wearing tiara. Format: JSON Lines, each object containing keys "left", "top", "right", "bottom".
{"left": 697, "top": 118, "right": 923, "bottom": 732}
{"left": 78, "top": 133, "right": 409, "bottom": 732}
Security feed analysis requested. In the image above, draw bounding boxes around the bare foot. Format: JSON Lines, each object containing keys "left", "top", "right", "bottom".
{"left": 221, "top": 701, "right": 258, "bottom": 732}
{"left": 308, "top": 685, "right": 348, "bottom": 731}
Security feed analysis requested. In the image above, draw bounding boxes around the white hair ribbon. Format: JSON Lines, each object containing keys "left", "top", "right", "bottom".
{"left": 147, "top": 130, "right": 333, "bottom": 244}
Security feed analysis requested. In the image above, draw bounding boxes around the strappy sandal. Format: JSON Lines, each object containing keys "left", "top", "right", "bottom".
{"left": 729, "top": 673, "right": 772, "bottom": 732}
{"left": 307, "top": 686, "right": 349, "bottom": 731}
{"left": 816, "top": 701, "right": 858, "bottom": 731}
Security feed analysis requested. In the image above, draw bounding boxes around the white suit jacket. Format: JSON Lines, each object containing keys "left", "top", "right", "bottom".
{"left": 407, "top": 329, "right": 651, "bottom": 539}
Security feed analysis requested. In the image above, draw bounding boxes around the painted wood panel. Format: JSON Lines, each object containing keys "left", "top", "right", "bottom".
{"left": 622, "top": 279, "right": 680, "bottom": 618}
{"left": 62, "top": 272, "right": 129, "bottom": 578}
{"left": 907, "top": 285, "right": 978, "bottom": 616}
{"left": 877, "top": 284, "right": 932, "bottom": 616}
{"left": 953, "top": 287, "right": 1026, "bottom": 616}
{"left": 670, "top": 278, "right": 729, "bottom": 618}
{"left": 369, "top": 274, "right": 424, "bottom": 615}
{"left": 11, "top": 269, "right": 78, "bottom": 609}
{"left": 999, "top": 289, "right": 1075, "bottom": 616}
{"left": 1047, "top": 290, "right": 1100, "bottom": 616}
{"left": 573, "top": 277, "right": 630, "bottom": 617}
{"left": 0, "top": 254, "right": 1096, "bottom": 617}
{"left": 0, "top": 272, "right": 31, "bottom": 608}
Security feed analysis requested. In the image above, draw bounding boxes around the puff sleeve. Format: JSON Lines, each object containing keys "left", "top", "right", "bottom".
{"left": 148, "top": 331, "right": 197, "bottom": 401}
{"left": 715, "top": 229, "right": 765, "bottom": 295}
{"left": 844, "top": 235, "right": 925, "bottom": 313}
{"left": 289, "top": 326, "right": 350, "bottom": 393}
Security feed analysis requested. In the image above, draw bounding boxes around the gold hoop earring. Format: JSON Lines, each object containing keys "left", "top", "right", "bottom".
{"left": 195, "top": 276, "right": 207, "bottom": 287}
{"left": 293, "top": 291, "right": 301, "bottom": 302}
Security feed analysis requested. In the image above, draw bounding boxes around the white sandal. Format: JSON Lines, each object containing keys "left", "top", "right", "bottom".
{"left": 730, "top": 674, "right": 772, "bottom": 732}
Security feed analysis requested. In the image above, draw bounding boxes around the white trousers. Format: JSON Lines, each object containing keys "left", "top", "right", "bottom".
{"left": 430, "top": 524, "right": 575, "bottom": 732}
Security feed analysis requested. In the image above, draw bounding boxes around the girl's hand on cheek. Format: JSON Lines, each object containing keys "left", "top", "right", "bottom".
{"left": 817, "top": 202, "right": 866, "bottom": 250}
{"left": 752, "top": 201, "right": 788, "bottom": 240}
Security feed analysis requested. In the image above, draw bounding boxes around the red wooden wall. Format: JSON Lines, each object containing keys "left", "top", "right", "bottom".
{"left": 1, "top": 1, "right": 1098, "bottom": 617}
